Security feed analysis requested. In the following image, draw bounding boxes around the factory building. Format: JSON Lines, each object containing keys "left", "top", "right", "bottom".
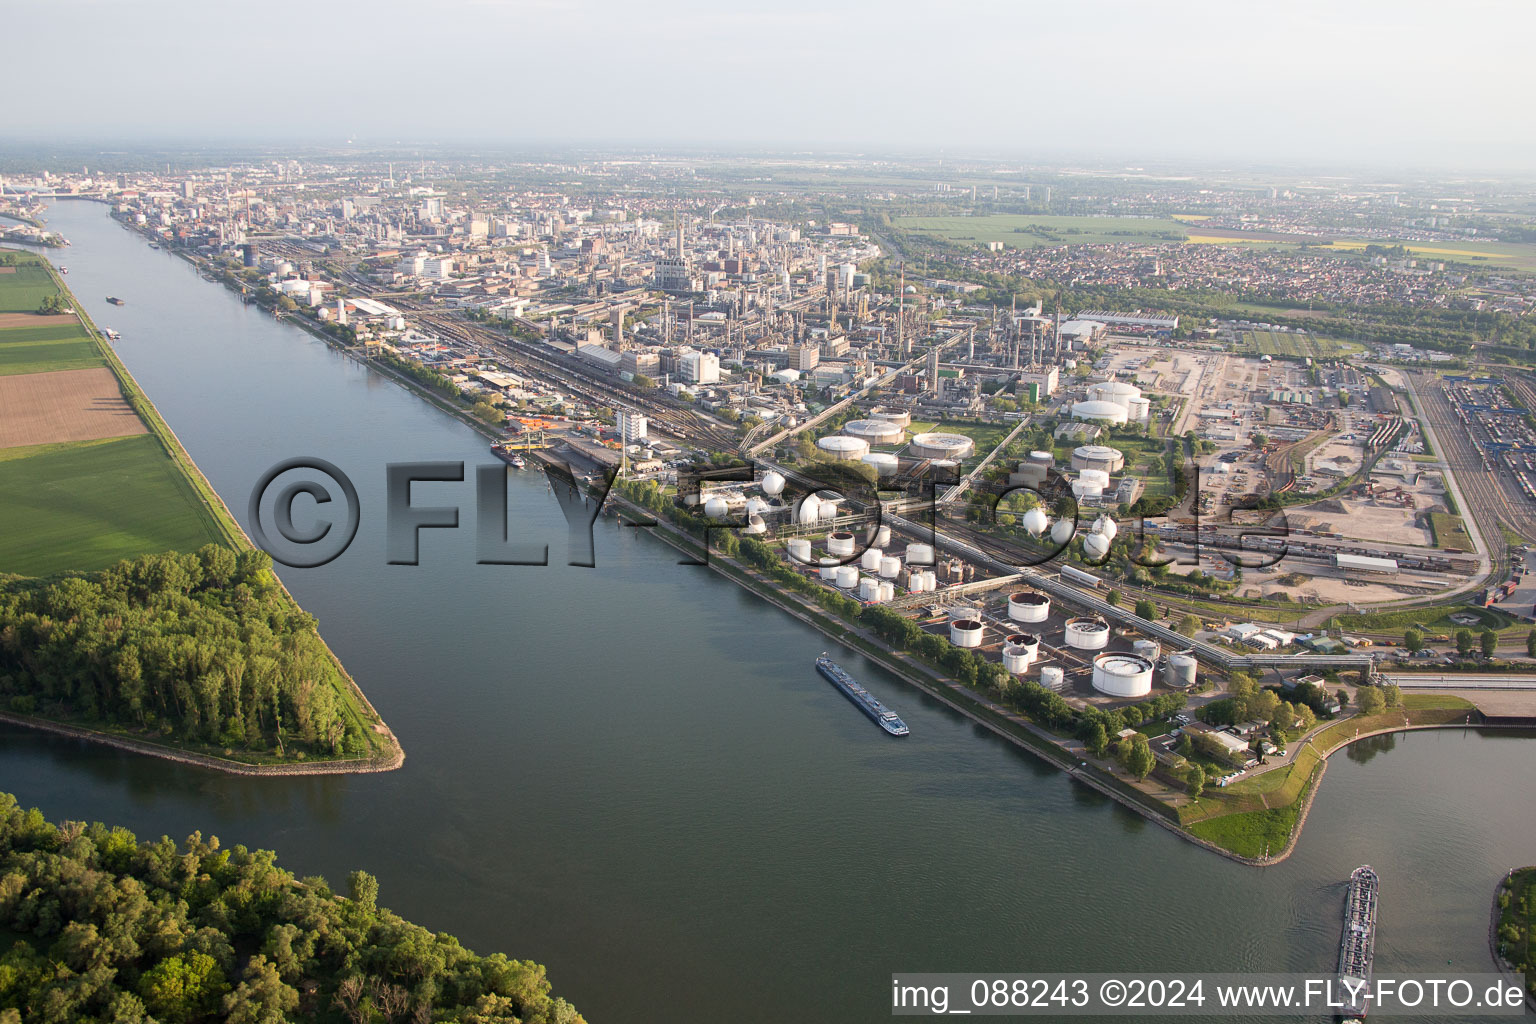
{"left": 1334, "top": 553, "right": 1399, "bottom": 577}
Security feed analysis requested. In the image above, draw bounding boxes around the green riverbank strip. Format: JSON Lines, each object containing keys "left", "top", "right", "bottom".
{"left": 0, "top": 247, "right": 401, "bottom": 772}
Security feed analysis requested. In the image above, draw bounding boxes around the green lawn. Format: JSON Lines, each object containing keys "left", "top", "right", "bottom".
{"left": 0, "top": 260, "right": 63, "bottom": 313}
{"left": 1187, "top": 800, "right": 1302, "bottom": 859}
{"left": 1237, "top": 330, "right": 1363, "bottom": 360}
{"left": 1428, "top": 512, "right": 1474, "bottom": 551}
{"left": 0, "top": 435, "right": 226, "bottom": 576}
{"left": 0, "top": 321, "right": 103, "bottom": 375}
{"left": 896, "top": 214, "right": 1190, "bottom": 248}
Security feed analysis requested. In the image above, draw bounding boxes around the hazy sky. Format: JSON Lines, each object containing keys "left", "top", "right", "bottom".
{"left": 5, "top": 0, "right": 1532, "bottom": 169}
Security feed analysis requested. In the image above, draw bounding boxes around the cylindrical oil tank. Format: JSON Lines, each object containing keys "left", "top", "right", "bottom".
{"left": 1092, "top": 653, "right": 1155, "bottom": 698}
{"left": 907, "top": 573, "right": 925, "bottom": 594}
{"left": 1002, "top": 632, "right": 1040, "bottom": 675}
{"left": 787, "top": 537, "right": 813, "bottom": 563}
{"left": 1167, "top": 653, "right": 1198, "bottom": 688}
{"left": 1003, "top": 647, "right": 1032, "bottom": 675}
{"left": 1027, "top": 450, "right": 1054, "bottom": 467}
{"left": 921, "top": 570, "right": 937, "bottom": 591}
{"left": 860, "top": 546, "right": 883, "bottom": 570}
{"left": 1064, "top": 618, "right": 1110, "bottom": 650}
{"left": 858, "top": 577, "right": 880, "bottom": 601}
{"left": 1040, "top": 665, "right": 1066, "bottom": 691}
{"left": 835, "top": 565, "right": 859, "bottom": 589}
{"left": 819, "top": 557, "right": 838, "bottom": 581}
{"left": 1008, "top": 591, "right": 1051, "bottom": 623}
{"left": 879, "top": 556, "right": 901, "bottom": 578}
{"left": 879, "top": 582, "right": 895, "bottom": 602}
{"left": 907, "top": 542, "right": 935, "bottom": 565}
{"left": 827, "top": 531, "right": 856, "bottom": 557}
{"left": 1006, "top": 632, "right": 1041, "bottom": 660}
{"left": 843, "top": 419, "right": 905, "bottom": 445}
{"left": 875, "top": 525, "right": 892, "bottom": 547}
{"left": 1132, "top": 638, "right": 1161, "bottom": 662}
{"left": 861, "top": 452, "right": 899, "bottom": 477}
{"left": 949, "top": 618, "right": 984, "bottom": 648}
{"left": 869, "top": 406, "right": 912, "bottom": 428}
{"left": 816, "top": 435, "right": 870, "bottom": 461}
{"left": 910, "top": 432, "right": 976, "bottom": 460}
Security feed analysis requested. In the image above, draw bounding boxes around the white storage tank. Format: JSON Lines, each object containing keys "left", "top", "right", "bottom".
{"left": 1021, "top": 506, "right": 1049, "bottom": 536}
{"left": 861, "top": 452, "right": 899, "bottom": 477}
{"left": 949, "top": 618, "right": 984, "bottom": 648}
{"left": 1167, "top": 653, "right": 1198, "bottom": 689}
{"left": 835, "top": 565, "right": 859, "bottom": 589}
{"left": 1040, "top": 665, "right": 1066, "bottom": 691}
{"left": 843, "top": 419, "right": 905, "bottom": 445}
{"left": 1083, "top": 533, "right": 1111, "bottom": 561}
{"left": 907, "top": 542, "right": 935, "bottom": 565}
{"left": 1026, "top": 450, "right": 1054, "bottom": 467}
{"left": 1073, "top": 478, "right": 1105, "bottom": 501}
{"left": 875, "top": 525, "right": 892, "bottom": 547}
{"left": 1092, "top": 653, "right": 1155, "bottom": 698}
{"left": 703, "top": 496, "right": 730, "bottom": 520}
{"left": 1007, "top": 591, "right": 1051, "bottom": 623}
{"left": 817, "top": 498, "right": 840, "bottom": 521}
{"left": 860, "top": 546, "right": 883, "bottom": 570}
{"left": 879, "top": 556, "right": 901, "bottom": 578}
{"left": 921, "top": 570, "right": 938, "bottom": 591}
{"left": 1093, "top": 515, "right": 1118, "bottom": 541}
{"left": 859, "top": 577, "right": 880, "bottom": 601}
{"left": 816, "top": 435, "right": 871, "bottom": 461}
{"left": 797, "top": 494, "right": 822, "bottom": 524}
{"left": 908, "top": 573, "right": 926, "bottom": 594}
{"left": 760, "top": 470, "right": 786, "bottom": 496}
{"left": 819, "top": 557, "right": 838, "bottom": 581}
{"left": 1050, "top": 518, "right": 1076, "bottom": 545}
{"left": 827, "top": 532, "right": 856, "bottom": 557}
{"left": 1002, "top": 633, "right": 1040, "bottom": 675}
{"left": 878, "top": 582, "right": 895, "bottom": 602}
{"left": 910, "top": 432, "right": 976, "bottom": 460}
{"left": 743, "top": 514, "right": 767, "bottom": 535}
{"left": 1002, "top": 646, "right": 1032, "bottom": 675}
{"left": 787, "top": 538, "right": 813, "bottom": 563}
{"left": 1132, "top": 638, "right": 1161, "bottom": 662}
{"left": 1064, "top": 618, "right": 1110, "bottom": 651}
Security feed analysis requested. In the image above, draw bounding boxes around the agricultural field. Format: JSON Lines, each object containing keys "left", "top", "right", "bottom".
{"left": 0, "top": 434, "right": 226, "bottom": 576}
{"left": 1237, "top": 330, "right": 1362, "bottom": 359}
{"left": 1323, "top": 238, "right": 1536, "bottom": 273}
{"left": 0, "top": 259, "right": 66, "bottom": 313}
{"left": 0, "top": 366, "right": 146, "bottom": 447}
{"left": 0, "top": 320, "right": 103, "bottom": 375}
{"left": 895, "top": 214, "right": 1190, "bottom": 248}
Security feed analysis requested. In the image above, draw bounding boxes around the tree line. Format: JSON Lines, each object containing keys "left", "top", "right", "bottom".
{"left": 0, "top": 792, "right": 582, "bottom": 1023}
{"left": 0, "top": 547, "right": 375, "bottom": 760}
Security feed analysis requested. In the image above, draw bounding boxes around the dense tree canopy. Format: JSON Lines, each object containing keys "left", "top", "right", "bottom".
{"left": 0, "top": 548, "right": 377, "bottom": 760}
{"left": 0, "top": 793, "right": 582, "bottom": 1023}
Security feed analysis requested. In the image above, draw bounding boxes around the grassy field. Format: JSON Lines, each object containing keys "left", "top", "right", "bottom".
{"left": 0, "top": 435, "right": 225, "bottom": 575}
{"left": 0, "top": 321, "right": 104, "bottom": 376}
{"left": 1331, "top": 603, "right": 1516, "bottom": 635}
{"left": 1428, "top": 512, "right": 1474, "bottom": 551}
{"left": 1323, "top": 238, "right": 1536, "bottom": 273}
{"left": 895, "top": 214, "right": 1189, "bottom": 248}
{"left": 1237, "top": 330, "right": 1363, "bottom": 359}
{"left": 0, "top": 261, "right": 64, "bottom": 313}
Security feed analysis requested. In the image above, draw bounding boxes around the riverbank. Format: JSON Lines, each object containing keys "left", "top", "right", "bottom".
{"left": 89, "top": 218, "right": 1506, "bottom": 862}
{"left": 1490, "top": 866, "right": 1536, "bottom": 1010}
{"left": 0, "top": 245, "right": 403, "bottom": 775}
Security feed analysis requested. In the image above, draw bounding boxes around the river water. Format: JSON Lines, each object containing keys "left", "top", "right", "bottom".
{"left": 3, "top": 201, "right": 1533, "bottom": 1023}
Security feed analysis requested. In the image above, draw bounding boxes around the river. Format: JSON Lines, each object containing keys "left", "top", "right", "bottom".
{"left": 3, "top": 201, "right": 1533, "bottom": 1023}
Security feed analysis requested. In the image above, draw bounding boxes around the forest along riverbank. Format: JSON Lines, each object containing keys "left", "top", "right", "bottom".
{"left": 0, "top": 244, "right": 401, "bottom": 774}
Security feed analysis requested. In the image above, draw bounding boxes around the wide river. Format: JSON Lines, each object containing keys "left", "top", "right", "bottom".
{"left": 4, "top": 201, "right": 1533, "bottom": 1023}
